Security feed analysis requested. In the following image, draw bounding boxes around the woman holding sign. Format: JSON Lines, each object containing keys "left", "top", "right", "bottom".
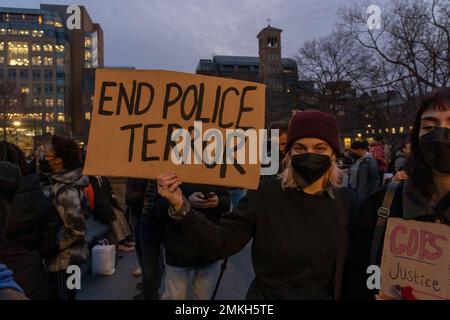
{"left": 347, "top": 87, "right": 450, "bottom": 300}
{"left": 157, "top": 111, "right": 357, "bottom": 300}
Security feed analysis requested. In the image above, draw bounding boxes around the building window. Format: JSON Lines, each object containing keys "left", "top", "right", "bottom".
{"left": 44, "top": 84, "right": 53, "bottom": 95}
{"left": 85, "top": 50, "right": 92, "bottom": 61}
{"left": 46, "top": 126, "right": 55, "bottom": 134}
{"left": 344, "top": 138, "right": 352, "bottom": 150}
{"left": 43, "top": 57, "right": 53, "bottom": 66}
{"left": 268, "top": 37, "right": 278, "bottom": 48}
{"left": 399, "top": 127, "right": 404, "bottom": 133}
{"left": 57, "top": 86, "right": 65, "bottom": 94}
{"left": 45, "top": 99, "right": 54, "bottom": 107}
{"left": 32, "top": 98, "right": 42, "bottom": 106}
{"left": 31, "top": 44, "right": 41, "bottom": 52}
{"left": 19, "top": 69, "right": 28, "bottom": 79}
{"left": 0, "top": 29, "right": 6, "bottom": 36}
{"left": 57, "top": 99, "right": 64, "bottom": 107}
{"left": 32, "top": 30, "right": 44, "bottom": 38}
{"left": 0, "top": 56, "right": 5, "bottom": 64}
{"left": 7, "top": 41, "right": 29, "bottom": 66}
{"left": 56, "top": 72, "right": 65, "bottom": 80}
{"left": 32, "top": 84, "right": 41, "bottom": 95}
{"left": 32, "top": 56, "right": 41, "bottom": 65}
{"left": 0, "top": 42, "right": 4, "bottom": 51}
{"left": 56, "top": 57, "right": 64, "bottom": 66}
{"left": 43, "top": 44, "right": 53, "bottom": 52}
{"left": 32, "top": 70, "right": 41, "bottom": 79}
{"left": 85, "top": 37, "right": 92, "bottom": 47}
{"left": 57, "top": 113, "right": 65, "bottom": 122}
{"left": 7, "top": 69, "right": 16, "bottom": 78}
{"left": 85, "top": 112, "right": 91, "bottom": 120}
{"left": 392, "top": 128, "right": 396, "bottom": 134}
{"left": 55, "top": 45, "right": 64, "bottom": 52}
{"left": 20, "top": 86, "right": 29, "bottom": 94}
{"left": 44, "top": 70, "right": 53, "bottom": 79}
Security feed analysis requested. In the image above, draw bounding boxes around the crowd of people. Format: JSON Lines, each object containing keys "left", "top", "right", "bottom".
{"left": 0, "top": 87, "right": 449, "bottom": 300}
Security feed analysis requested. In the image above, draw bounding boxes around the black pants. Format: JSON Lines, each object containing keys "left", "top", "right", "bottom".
{"left": 49, "top": 270, "right": 76, "bottom": 300}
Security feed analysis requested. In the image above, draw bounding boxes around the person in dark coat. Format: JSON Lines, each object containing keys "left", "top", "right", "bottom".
{"left": 0, "top": 142, "right": 55, "bottom": 300}
{"left": 345, "top": 88, "right": 450, "bottom": 300}
{"left": 157, "top": 111, "right": 357, "bottom": 300}
{"left": 142, "top": 181, "right": 230, "bottom": 300}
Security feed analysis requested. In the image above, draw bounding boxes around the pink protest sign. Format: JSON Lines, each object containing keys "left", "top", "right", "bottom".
{"left": 380, "top": 218, "right": 450, "bottom": 300}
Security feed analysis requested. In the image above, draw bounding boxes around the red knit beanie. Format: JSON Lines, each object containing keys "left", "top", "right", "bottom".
{"left": 286, "top": 111, "right": 340, "bottom": 155}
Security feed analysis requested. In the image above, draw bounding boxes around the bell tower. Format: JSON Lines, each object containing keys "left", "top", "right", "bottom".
{"left": 257, "top": 20, "right": 283, "bottom": 92}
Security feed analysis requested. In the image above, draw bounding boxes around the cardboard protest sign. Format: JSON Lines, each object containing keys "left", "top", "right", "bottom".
{"left": 83, "top": 69, "right": 266, "bottom": 189}
{"left": 380, "top": 218, "right": 450, "bottom": 300}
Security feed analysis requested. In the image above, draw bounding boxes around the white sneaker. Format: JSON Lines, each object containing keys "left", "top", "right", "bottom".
{"left": 132, "top": 267, "right": 142, "bottom": 277}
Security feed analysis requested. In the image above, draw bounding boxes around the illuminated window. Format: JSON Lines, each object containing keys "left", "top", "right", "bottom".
{"left": 21, "top": 86, "right": 30, "bottom": 94}
{"left": 85, "top": 112, "right": 91, "bottom": 120}
{"left": 357, "top": 133, "right": 362, "bottom": 138}
{"left": 54, "top": 21, "right": 63, "bottom": 28}
{"left": 57, "top": 99, "right": 64, "bottom": 107}
{"left": 43, "top": 44, "right": 53, "bottom": 52}
{"left": 7, "top": 41, "right": 29, "bottom": 66}
{"left": 0, "top": 42, "right": 3, "bottom": 51}
{"left": 409, "top": 126, "right": 413, "bottom": 131}
{"left": 57, "top": 113, "right": 65, "bottom": 122}
{"left": 31, "top": 56, "right": 41, "bottom": 65}
{"left": 0, "top": 56, "right": 4, "bottom": 64}
{"left": 55, "top": 45, "right": 64, "bottom": 52}
{"left": 85, "top": 37, "right": 92, "bottom": 47}
{"left": 344, "top": 138, "right": 352, "bottom": 150}
{"left": 399, "top": 127, "right": 404, "bottom": 133}
{"left": 378, "top": 129, "right": 382, "bottom": 134}
{"left": 46, "top": 126, "right": 55, "bottom": 134}
{"left": 0, "top": 29, "right": 6, "bottom": 36}
{"left": 38, "top": 16, "right": 42, "bottom": 24}
{"left": 43, "top": 56, "right": 53, "bottom": 66}
{"left": 32, "top": 30, "right": 44, "bottom": 38}
{"left": 31, "top": 44, "right": 41, "bottom": 52}
{"left": 85, "top": 50, "right": 92, "bottom": 61}
{"left": 32, "top": 98, "right": 42, "bottom": 106}
{"left": 392, "top": 128, "right": 396, "bottom": 134}
{"left": 45, "top": 99, "right": 54, "bottom": 107}
{"left": 19, "top": 30, "right": 30, "bottom": 36}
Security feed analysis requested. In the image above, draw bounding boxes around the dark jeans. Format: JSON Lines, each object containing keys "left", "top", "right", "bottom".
{"left": 49, "top": 270, "right": 76, "bottom": 300}
{"left": 140, "top": 215, "right": 164, "bottom": 300}
{"left": 130, "top": 209, "right": 143, "bottom": 268}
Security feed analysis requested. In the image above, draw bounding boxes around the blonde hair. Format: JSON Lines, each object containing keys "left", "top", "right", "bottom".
{"left": 278, "top": 152, "right": 344, "bottom": 190}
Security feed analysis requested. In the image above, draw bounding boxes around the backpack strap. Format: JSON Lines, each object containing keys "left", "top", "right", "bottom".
{"left": 369, "top": 181, "right": 400, "bottom": 265}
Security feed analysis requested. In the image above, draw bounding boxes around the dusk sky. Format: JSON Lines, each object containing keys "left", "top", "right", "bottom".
{"left": 2, "top": 0, "right": 376, "bottom": 72}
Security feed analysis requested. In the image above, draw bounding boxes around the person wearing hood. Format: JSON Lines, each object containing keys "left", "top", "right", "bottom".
{"left": 156, "top": 111, "right": 356, "bottom": 300}
{"left": 348, "top": 141, "right": 380, "bottom": 202}
{"left": 346, "top": 87, "right": 450, "bottom": 300}
{"left": 0, "top": 142, "right": 56, "bottom": 300}
{"left": 0, "top": 160, "right": 28, "bottom": 300}
{"left": 44, "top": 135, "right": 90, "bottom": 300}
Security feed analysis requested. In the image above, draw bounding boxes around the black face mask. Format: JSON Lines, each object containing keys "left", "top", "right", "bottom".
{"left": 291, "top": 153, "right": 332, "bottom": 184}
{"left": 419, "top": 127, "right": 450, "bottom": 174}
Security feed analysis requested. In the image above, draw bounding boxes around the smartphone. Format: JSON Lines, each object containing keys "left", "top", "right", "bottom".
{"left": 202, "top": 192, "right": 216, "bottom": 199}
